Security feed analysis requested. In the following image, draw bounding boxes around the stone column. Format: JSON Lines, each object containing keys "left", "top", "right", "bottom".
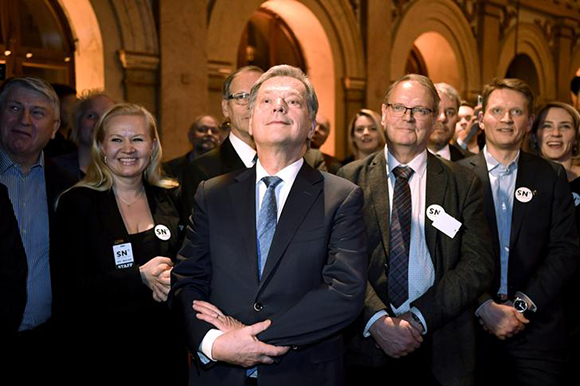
{"left": 159, "top": 0, "right": 208, "bottom": 160}
{"left": 342, "top": 77, "right": 366, "bottom": 160}
{"left": 117, "top": 50, "right": 159, "bottom": 115}
{"left": 553, "top": 17, "right": 576, "bottom": 103}
{"left": 478, "top": 0, "right": 506, "bottom": 86}
{"left": 364, "top": 0, "right": 392, "bottom": 112}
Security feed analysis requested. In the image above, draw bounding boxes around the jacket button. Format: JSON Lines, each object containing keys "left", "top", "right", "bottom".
{"left": 253, "top": 302, "right": 263, "bottom": 312}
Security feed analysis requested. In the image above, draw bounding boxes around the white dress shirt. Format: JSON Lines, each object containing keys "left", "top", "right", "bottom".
{"left": 229, "top": 132, "right": 257, "bottom": 168}
{"left": 428, "top": 144, "right": 451, "bottom": 161}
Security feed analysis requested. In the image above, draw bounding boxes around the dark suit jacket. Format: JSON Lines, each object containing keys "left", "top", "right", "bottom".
{"left": 338, "top": 151, "right": 494, "bottom": 386}
{"left": 459, "top": 151, "right": 579, "bottom": 350}
{"left": 171, "top": 162, "right": 368, "bottom": 386}
{"left": 53, "top": 184, "right": 182, "bottom": 314}
{"left": 450, "top": 143, "right": 474, "bottom": 161}
{"left": 180, "top": 137, "right": 246, "bottom": 221}
{"left": 0, "top": 183, "right": 27, "bottom": 337}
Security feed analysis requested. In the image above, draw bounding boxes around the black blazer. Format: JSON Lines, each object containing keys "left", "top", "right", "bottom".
{"left": 450, "top": 143, "right": 474, "bottom": 161}
{"left": 53, "top": 184, "right": 182, "bottom": 311}
{"left": 171, "top": 162, "right": 368, "bottom": 386}
{"left": 180, "top": 137, "right": 246, "bottom": 221}
{"left": 0, "top": 183, "right": 27, "bottom": 337}
{"left": 459, "top": 151, "right": 580, "bottom": 350}
{"left": 339, "top": 151, "right": 495, "bottom": 386}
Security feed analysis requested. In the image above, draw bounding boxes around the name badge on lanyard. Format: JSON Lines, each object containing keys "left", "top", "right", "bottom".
{"left": 113, "top": 242, "right": 134, "bottom": 269}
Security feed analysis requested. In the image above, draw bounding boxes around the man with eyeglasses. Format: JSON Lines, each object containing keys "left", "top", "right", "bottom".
{"left": 459, "top": 78, "right": 579, "bottom": 386}
{"left": 428, "top": 83, "right": 473, "bottom": 161}
{"left": 164, "top": 114, "right": 221, "bottom": 181}
{"left": 180, "top": 66, "right": 263, "bottom": 219}
{"left": 339, "top": 73, "right": 494, "bottom": 386}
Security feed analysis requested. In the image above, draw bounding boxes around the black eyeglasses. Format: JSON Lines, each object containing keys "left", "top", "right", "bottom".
{"left": 227, "top": 92, "right": 250, "bottom": 105}
{"left": 387, "top": 103, "right": 433, "bottom": 119}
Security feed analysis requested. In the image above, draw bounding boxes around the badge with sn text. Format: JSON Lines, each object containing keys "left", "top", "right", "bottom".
{"left": 113, "top": 242, "right": 134, "bottom": 269}
{"left": 515, "top": 187, "right": 534, "bottom": 203}
{"left": 426, "top": 204, "right": 462, "bottom": 239}
{"left": 154, "top": 224, "right": 171, "bottom": 241}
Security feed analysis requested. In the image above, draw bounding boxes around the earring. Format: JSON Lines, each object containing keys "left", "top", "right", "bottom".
{"left": 104, "top": 156, "right": 107, "bottom": 164}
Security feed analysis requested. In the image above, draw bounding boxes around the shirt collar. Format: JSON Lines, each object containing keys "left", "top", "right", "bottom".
{"left": 229, "top": 132, "right": 257, "bottom": 168}
{"left": 483, "top": 145, "right": 519, "bottom": 173}
{"left": 0, "top": 146, "right": 44, "bottom": 174}
{"left": 385, "top": 145, "right": 427, "bottom": 179}
{"left": 428, "top": 144, "right": 451, "bottom": 161}
{"left": 255, "top": 157, "right": 304, "bottom": 186}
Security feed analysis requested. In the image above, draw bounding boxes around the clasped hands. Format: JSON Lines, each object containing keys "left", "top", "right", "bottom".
{"left": 193, "top": 300, "right": 290, "bottom": 367}
{"left": 369, "top": 312, "right": 424, "bottom": 359}
{"left": 139, "top": 256, "right": 173, "bottom": 302}
{"left": 477, "top": 300, "right": 529, "bottom": 340}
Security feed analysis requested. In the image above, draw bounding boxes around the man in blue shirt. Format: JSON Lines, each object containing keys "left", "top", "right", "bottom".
{"left": 0, "top": 77, "right": 74, "bottom": 382}
{"left": 460, "top": 78, "right": 579, "bottom": 386}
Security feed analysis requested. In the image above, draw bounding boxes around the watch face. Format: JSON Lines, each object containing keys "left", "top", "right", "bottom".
{"left": 514, "top": 299, "right": 527, "bottom": 313}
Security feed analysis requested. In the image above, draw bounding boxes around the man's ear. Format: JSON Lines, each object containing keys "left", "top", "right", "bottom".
{"left": 51, "top": 120, "right": 60, "bottom": 139}
{"left": 221, "top": 99, "right": 229, "bottom": 119}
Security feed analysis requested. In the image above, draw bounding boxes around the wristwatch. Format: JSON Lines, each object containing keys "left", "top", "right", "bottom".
{"left": 513, "top": 297, "right": 528, "bottom": 313}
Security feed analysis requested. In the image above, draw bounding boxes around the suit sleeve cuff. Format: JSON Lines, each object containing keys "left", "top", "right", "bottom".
{"left": 410, "top": 307, "right": 428, "bottom": 335}
{"left": 199, "top": 329, "right": 224, "bottom": 362}
{"left": 363, "top": 310, "right": 388, "bottom": 337}
{"left": 475, "top": 298, "right": 494, "bottom": 317}
{"left": 516, "top": 291, "right": 538, "bottom": 312}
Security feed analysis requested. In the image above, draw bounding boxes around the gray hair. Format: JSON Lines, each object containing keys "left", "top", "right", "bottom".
{"left": 248, "top": 64, "right": 319, "bottom": 122}
{"left": 70, "top": 90, "right": 115, "bottom": 144}
{"left": 0, "top": 76, "right": 61, "bottom": 121}
{"left": 435, "top": 82, "right": 460, "bottom": 110}
{"left": 383, "top": 74, "right": 440, "bottom": 115}
{"left": 222, "top": 66, "right": 264, "bottom": 99}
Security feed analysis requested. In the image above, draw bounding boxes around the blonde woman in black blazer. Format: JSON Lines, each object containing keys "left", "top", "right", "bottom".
{"left": 53, "top": 103, "right": 187, "bottom": 386}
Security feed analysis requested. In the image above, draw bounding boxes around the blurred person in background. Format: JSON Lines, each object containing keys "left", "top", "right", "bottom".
{"left": 343, "top": 108, "right": 386, "bottom": 165}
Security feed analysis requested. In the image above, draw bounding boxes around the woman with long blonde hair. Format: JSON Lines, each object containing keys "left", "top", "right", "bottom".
{"left": 53, "top": 103, "right": 187, "bottom": 385}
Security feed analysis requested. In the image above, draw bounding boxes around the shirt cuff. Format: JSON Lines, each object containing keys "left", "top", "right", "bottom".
{"left": 515, "top": 291, "right": 538, "bottom": 312}
{"left": 363, "top": 310, "right": 388, "bottom": 338}
{"left": 475, "top": 298, "right": 494, "bottom": 317}
{"left": 410, "top": 306, "right": 428, "bottom": 335}
{"left": 199, "top": 329, "right": 224, "bottom": 362}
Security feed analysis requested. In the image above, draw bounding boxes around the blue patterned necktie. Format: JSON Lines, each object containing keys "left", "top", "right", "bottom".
{"left": 388, "top": 166, "right": 414, "bottom": 308}
{"left": 257, "top": 176, "right": 283, "bottom": 279}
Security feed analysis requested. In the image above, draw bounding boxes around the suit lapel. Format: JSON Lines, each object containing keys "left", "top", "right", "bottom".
{"left": 368, "top": 152, "right": 391, "bottom": 255}
{"left": 258, "top": 162, "right": 323, "bottom": 292}
{"left": 229, "top": 167, "right": 259, "bottom": 281}
{"left": 221, "top": 137, "right": 247, "bottom": 172}
{"left": 99, "top": 189, "right": 130, "bottom": 244}
{"left": 509, "top": 152, "right": 534, "bottom": 250}
{"left": 146, "top": 186, "right": 180, "bottom": 259}
{"left": 425, "top": 153, "right": 447, "bottom": 268}
{"left": 469, "top": 153, "right": 501, "bottom": 258}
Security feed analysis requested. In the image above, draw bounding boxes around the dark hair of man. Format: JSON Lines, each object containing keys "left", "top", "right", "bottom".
{"left": 383, "top": 74, "right": 440, "bottom": 115}
{"left": 481, "top": 78, "right": 535, "bottom": 115}
{"left": 222, "top": 66, "right": 264, "bottom": 99}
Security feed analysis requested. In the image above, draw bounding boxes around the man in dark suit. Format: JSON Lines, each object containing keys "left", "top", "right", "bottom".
{"left": 428, "top": 82, "right": 473, "bottom": 161}
{"left": 164, "top": 114, "right": 221, "bottom": 182}
{"left": 0, "top": 77, "right": 74, "bottom": 381}
{"left": 171, "top": 64, "right": 367, "bottom": 386}
{"left": 339, "top": 74, "right": 494, "bottom": 386}
{"left": 459, "top": 78, "right": 579, "bottom": 386}
{"left": 0, "top": 182, "right": 27, "bottom": 339}
{"left": 180, "top": 66, "right": 263, "bottom": 219}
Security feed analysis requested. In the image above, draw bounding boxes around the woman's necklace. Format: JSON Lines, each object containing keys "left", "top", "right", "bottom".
{"left": 116, "top": 186, "right": 145, "bottom": 206}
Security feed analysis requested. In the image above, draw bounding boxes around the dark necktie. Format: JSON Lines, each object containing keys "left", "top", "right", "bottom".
{"left": 388, "top": 166, "right": 414, "bottom": 308}
{"left": 257, "top": 176, "right": 283, "bottom": 279}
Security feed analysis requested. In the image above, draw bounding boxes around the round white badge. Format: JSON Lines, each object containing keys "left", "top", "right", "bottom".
{"left": 426, "top": 204, "right": 445, "bottom": 221}
{"left": 573, "top": 192, "right": 580, "bottom": 207}
{"left": 515, "top": 187, "right": 533, "bottom": 203}
{"left": 154, "top": 224, "right": 171, "bottom": 241}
